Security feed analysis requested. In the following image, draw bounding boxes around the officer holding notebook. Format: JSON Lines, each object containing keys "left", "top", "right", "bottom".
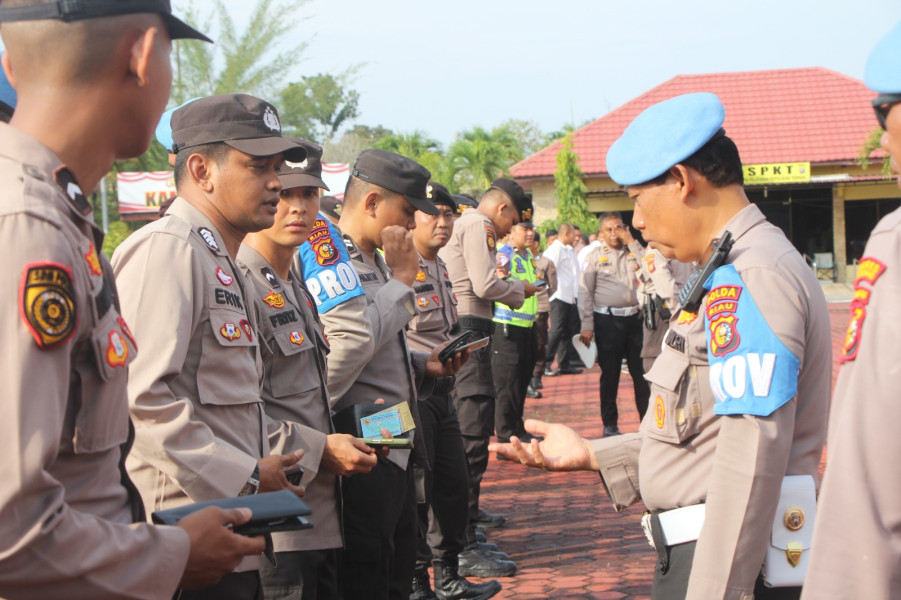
{"left": 491, "top": 93, "right": 830, "bottom": 600}
{"left": 323, "top": 149, "right": 467, "bottom": 600}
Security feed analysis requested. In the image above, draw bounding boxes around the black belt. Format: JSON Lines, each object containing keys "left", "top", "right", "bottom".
{"left": 457, "top": 315, "right": 494, "bottom": 335}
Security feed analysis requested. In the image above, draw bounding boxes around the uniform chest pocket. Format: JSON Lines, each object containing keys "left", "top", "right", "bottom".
{"left": 414, "top": 295, "right": 445, "bottom": 332}
{"left": 268, "top": 327, "right": 322, "bottom": 398}
{"left": 641, "top": 352, "right": 703, "bottom": 444}
{"left": 66, "top": 309, "right": 134, "bottom": 454}
{"left": 198, "top": 306, "right": 261, "bottom": 406}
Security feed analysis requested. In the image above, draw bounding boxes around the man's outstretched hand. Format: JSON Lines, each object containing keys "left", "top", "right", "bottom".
{"left": 488, "top": 419, "right": 599, "bottom": 472}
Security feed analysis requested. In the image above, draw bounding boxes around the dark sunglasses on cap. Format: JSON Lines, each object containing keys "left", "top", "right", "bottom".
{"left": 872, "top": 94, "right": 901, "bottom": 129}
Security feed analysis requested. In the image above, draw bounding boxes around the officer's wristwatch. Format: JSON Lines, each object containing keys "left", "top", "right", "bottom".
{"left": 238, "top": 465, "right": 261, "bottom": 496}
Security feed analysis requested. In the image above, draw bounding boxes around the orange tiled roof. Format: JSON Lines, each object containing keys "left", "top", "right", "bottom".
{"left": 511, "top": 68, "right": 881, "bottom": 179}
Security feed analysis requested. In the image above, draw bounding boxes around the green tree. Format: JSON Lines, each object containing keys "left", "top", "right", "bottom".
{"left": 858, "top": 128, "right": 891, "bottom": 174}
{"left": 171, "top": 0, "right": 307, "bottom": 103}
{"left": 280, "top": 71, "right": 361, "bottom": 143}
{"left": 448, "top": 126, "right": 522, "bottom": 195}
{"left": 496, "top": 119, "right": 555, "bottom": 158}
{"left": 538, "top": 132, "right": 596, "bottom": 235}
{"left": 323, "top": 124, "right": 394, "bottom": 163}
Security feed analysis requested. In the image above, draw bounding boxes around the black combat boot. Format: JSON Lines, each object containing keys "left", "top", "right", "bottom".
{"left": 457, "top": 543, "right": 516, "bottom": 578}
{"left": 410, "top": 568, "right": 438, "bottom": 600}
{"left": 433, "top": 557, "right": 502, "bottom": 600}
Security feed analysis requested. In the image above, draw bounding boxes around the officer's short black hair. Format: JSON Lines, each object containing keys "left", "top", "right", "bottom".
{"left": 173, "top": 142, "right": 230, "bottom": 189}
{"left": 599, "top": 212, "right": 623, "bottom": 225}
{"left": 342, "top": 175, "right": 402, "bottom": 211}
{"left": 646, "top": 134, "right": 743, "bottom": 188}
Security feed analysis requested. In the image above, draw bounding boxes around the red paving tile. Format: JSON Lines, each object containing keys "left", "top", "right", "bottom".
{"left": 451, "top": 302, "right": 851, "bottom": 599}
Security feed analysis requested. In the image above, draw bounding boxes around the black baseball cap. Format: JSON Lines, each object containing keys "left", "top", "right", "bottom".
{"left": 426, "top": 182, "right": 456, "bottom": 212}
{"left": 489, "top": 177, "right": 533, "bottom": 222}
{"left": 0, "top": 0, "right": 212, "bottom": 43}
{"left": 320, "top": 196, "right": 344, "bottom": 220}
{"left": 171, "top": 94, "right": 306, "bottom": 162}
{"left": 453, "top": 193, "right": 478, "bottom": 213}
{"left": 278, "top": 138, "right": 329, "bottom": 191}
{"left": 351, "top": 149, "right": 438, "bottom": 215}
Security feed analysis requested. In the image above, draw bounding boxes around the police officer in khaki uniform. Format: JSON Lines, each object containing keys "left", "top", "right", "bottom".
{"left": 802, "top": 22, "right": 901, "bottom": 599}
{"left": 238, "top": 139, "right": 380, "bottom": 600}
{"left": 439, "top": 178, "right": 537, "bottom": 561}
{"left": 0, "top": 3, "right": 265, "bottom": 597}
{"left": 638, "top": 249, "right": 693, "bottom": 373}
{"left": 492, "top": 93, "right": 830, "bottom": 600}
{"left": 323, "top": 149, "right": 466, "bottom": 600}
{"left": 529, "top": 231, "right": 557, "bottom": 395}
{"left": 407, "top": 183, "right": 502, "bottom": 600}
{"left": 578, "top": 212, "right": 649, "bottom": 435}
{"left": 113, "top": 95, "right": 312, "bottom": 600}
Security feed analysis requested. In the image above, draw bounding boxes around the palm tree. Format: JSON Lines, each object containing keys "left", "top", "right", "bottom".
{"left": 448, "top": 126, "right": 523, "bottom": 195}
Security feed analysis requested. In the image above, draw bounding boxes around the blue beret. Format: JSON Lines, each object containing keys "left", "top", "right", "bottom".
{"left": 606, "top": 92, "right": 726, "bottom": 186}
{"left": 155, "top": 97, "right": 200, "bottom": 152}
{"left": 866, "top": 20, "right": 901, "bottom": 93}
{"left": 0, "top": 53, "right": 17, "bottom": 113}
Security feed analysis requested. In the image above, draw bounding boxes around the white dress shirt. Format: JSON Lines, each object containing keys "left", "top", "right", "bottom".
{"left": 543, "top": 240, "right": 580, "bottom": 304}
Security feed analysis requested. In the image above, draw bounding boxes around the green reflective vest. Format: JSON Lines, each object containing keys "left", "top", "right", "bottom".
{"left": 493, "top": 244, "right": 537, "bottom": 328}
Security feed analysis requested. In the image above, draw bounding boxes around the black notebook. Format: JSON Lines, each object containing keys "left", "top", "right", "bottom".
{"left": 151, "top": 490, "right": 313, "bottom": 537}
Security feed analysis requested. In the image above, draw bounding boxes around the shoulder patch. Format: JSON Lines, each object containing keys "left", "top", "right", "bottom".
{"left": 486, "top": 223, "right": 497, "bottom": 250}
{"left": 261, "top": 267, "right": 280, "bottom": 288}
{"left": 841, "top": 256, "right": 887, "bottom": 363}
{"left": 198, "top": 227, "right": 220, "bottom": 252}
{"left": 703, "top": 265, "right": 799, "bottom": 417}
{"left": 53, "top": 166, "right": 91, "bottom": 215}
{"left": 299, "top": 218, "right": 365, "bottom": 313}
{"left": 20, "top": 262, "right": 77, "bottom": 349}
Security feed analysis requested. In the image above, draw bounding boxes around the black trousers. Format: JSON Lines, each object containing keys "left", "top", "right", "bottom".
{"left": 260, "top": 548, "right": 339, "bottom": 600}
{"left": 339, "top": 457, "right": 416, "bottom": 600}
{"left": 652, "top": 541, "right": 800, "bottom": 600}
{"left": 414, "top": 393, "right": 470, "bottom": 571}
{"left": 546, "top": 299, "right": 581, "bottom": 368}
{"left": 593, "top": 312, "right": 650, "bottom": 427}
{"left": 174, "top": 571, "right": 263, "bottom": 600}
{"left": 491, "top": 324, "right": 537, "bottom": 443}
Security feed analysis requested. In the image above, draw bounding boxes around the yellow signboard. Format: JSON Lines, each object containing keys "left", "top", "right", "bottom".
{"left": 743, "top": 162, "right": 811, "bottom": 184}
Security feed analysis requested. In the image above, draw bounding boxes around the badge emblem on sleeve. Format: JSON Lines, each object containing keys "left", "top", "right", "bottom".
{"left": 106, "top": 330, "right": 129, "bottom": 367}
{"left": 84, "top": 243, "right": 102, "bottom": 277}
{"left": 486, "top": 224, "right": 497, "bottom": 250}
{"left": 20, "top": 263, "right": 77, "bottom": 350}
{"left": 220, "top": 322, "right": 242, "bottom": 341}
{"left": 841, "top": 257, "right": 886, "bottom": 363}
{"left": 312, "top": 238, "right": 339, "bottom": 267}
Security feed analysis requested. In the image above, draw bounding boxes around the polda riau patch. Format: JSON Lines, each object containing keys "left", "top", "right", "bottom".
{"left": 841, "top": 256, "right": 887, "bottom": 363}
{"left": 20, "top": 262, "right": 77, "bottom": 349}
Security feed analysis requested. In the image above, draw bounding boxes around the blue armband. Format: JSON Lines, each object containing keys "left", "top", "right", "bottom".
{"left": 703, "top": 265, "right": 799, "bottom": 417}
{"left": 298, "top": 215, "right": 364, "bottom": 313}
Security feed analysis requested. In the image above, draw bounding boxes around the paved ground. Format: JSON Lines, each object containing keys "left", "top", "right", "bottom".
{"left": 463, "top": 300, "right": 851, "bottom": 599}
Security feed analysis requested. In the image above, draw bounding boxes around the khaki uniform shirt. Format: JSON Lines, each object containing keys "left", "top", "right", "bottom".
{"left": 439, "top": 210, "right": 524, "bottom": 319}
{"left": 237, "top": 245, "right": 341, "bottom": 553}
{"left": 406, "top": 254, "right": 458, "bottom": 352}
{"left": 322, "top": 231, "right": 426, "bottom": 470}
{"left": 590, "top": 204, "right": 830, "bottom": 599}
{"left": 534, "top": 254, "right": 557, "bottom": 314}
{"left": 0, "top": 124, "right": 189, "bottom": 598}
{"left": 801, "top": 208, "right": 901, "bottom": 599}
{"left": 577, "top": 241, "right": 644, "bottom": 330}
{"left": 113, "top": 198, "right": 311, "bottom": 571}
